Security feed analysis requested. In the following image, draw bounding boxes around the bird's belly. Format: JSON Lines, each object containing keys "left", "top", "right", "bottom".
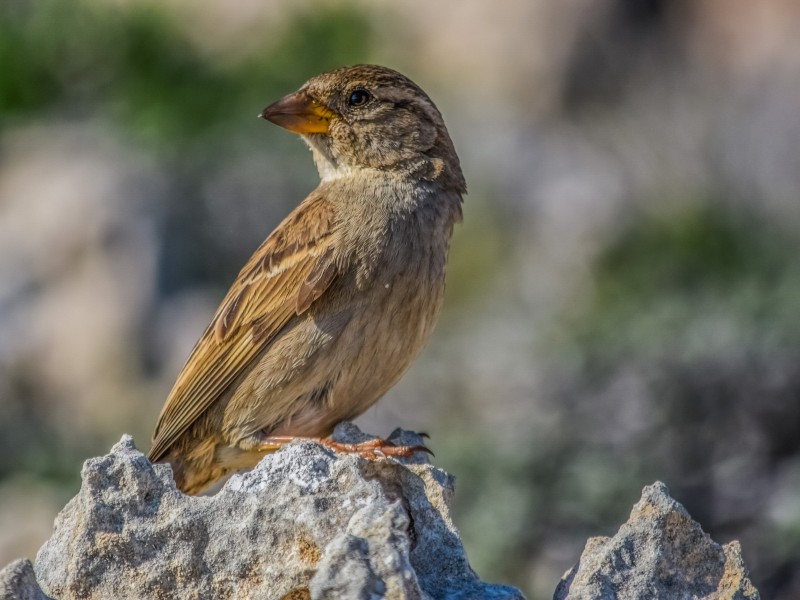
{"left": 329, "top": 276, "right": 444, "bottom": 419}
{"left": 242, "top": 270, "right": 445, "bottom": 439}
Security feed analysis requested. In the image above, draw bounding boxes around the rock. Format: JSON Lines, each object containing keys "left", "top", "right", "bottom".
{"left": 554, "top": 481, "right": 760, "bottom": 600}
{"left": 9, "top": 424, "right": 523, "bottom": 600}
{"left": 1, "top": 435, "right": 763, "bottom": 600}
{"left": 0, "top": 559, "right": 51, "bottom": 600}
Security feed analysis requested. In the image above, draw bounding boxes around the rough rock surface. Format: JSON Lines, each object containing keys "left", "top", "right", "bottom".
{"left": 0, "top": 559, "right": 50, "bottom": 600}
{"left": 554, "top": 481, "right": 760, "bottom": 600}
{"left": 1, "top": 432, "right": 763, "bottom": 600}
{"left": 5, "top": 424, "right": 523, "bottom": 600}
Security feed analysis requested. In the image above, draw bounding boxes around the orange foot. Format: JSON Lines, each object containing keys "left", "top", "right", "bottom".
{"left": 259, "top": 435, "right": 433, "bottom": 459}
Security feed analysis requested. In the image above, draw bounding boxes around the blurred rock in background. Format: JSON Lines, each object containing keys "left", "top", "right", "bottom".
{"left": 1, "top": 1, "right": 800, "bottom": 599}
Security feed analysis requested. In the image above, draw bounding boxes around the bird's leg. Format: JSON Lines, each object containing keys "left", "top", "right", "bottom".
{"left": 258, "top": 435, "right": 433, "bottom": 459}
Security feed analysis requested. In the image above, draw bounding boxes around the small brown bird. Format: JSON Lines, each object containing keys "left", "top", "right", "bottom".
{"left": 148, "top": 65, "right": 466, "bottom": 494}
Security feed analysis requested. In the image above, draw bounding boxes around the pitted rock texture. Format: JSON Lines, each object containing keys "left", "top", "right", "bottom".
{"left": 13, "top": 424, "right": 523, "bottom": 600}
{"left": 0, "top": 559, "right": 50, "bottom": 600}
{"left": 1, "top": 435, "right": 762, "bottom": 600}
{"left": 554, "top": 482, "right": 760, "bottom": 600}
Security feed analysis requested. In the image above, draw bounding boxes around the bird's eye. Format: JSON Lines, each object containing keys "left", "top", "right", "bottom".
{"left": 348, "top": 89, "right": 371, "bottom": 107}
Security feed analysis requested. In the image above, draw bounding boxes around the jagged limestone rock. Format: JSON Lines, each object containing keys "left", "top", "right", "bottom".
{"left": 554, "top": 481, "right": 760, "bottom": 600}
{"left": 1, "top": 433, "right": 762, "bottom": 600}
{"left": 21, "top": 424, "right": 523, "bottom": 600}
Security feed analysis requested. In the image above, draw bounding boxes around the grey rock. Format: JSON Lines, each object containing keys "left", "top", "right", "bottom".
{"left": 21, "top": 424, "right": 523, "bottom": 600}
{"left": 554, "top": 481, "right": 760, "bottom": 600}
{"left": 310, "top": 502, "right": 421, "bottom": 599}
{"left": 0, "top": 559, "right": 51, "bottom": 600}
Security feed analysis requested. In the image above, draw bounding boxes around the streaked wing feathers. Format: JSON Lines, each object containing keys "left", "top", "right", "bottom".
{"left": 148, "top": 193, "right": 339, "bottom": 462}
{"left": 297, "top": 246, "right": 337, "bottom": 313}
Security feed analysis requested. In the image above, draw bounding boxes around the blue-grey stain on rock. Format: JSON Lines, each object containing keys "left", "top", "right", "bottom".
{"left": 5, "top": 424, "right": 524, "bottom": 600}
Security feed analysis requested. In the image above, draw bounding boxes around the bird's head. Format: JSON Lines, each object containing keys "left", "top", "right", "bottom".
{"left": 261, "top": 64, "right": 466, "bottom": 193}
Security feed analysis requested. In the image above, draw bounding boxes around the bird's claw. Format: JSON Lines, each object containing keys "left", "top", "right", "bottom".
{"left": 259, "top": 434, "right": 433, "bottom": 459}
{"left": 322, "top": 437, "right": 433, "bottom": 459}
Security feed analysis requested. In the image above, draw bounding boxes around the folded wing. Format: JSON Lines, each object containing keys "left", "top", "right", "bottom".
{"left": 148, "top": 191, "right": 340, "bottom": 462}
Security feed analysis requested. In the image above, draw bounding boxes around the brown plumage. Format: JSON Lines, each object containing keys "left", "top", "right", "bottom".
{"left": 148, "top": 65, "right": 466, "bottom": 494}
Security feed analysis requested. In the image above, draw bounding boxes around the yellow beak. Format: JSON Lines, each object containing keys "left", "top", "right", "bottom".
{"left": 260, "top": 91, "right": 335, "bottom": 135}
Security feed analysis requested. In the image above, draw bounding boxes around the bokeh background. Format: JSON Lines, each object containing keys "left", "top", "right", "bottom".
{"left": 2, "top": 0, "right": 800, "bottom": 597}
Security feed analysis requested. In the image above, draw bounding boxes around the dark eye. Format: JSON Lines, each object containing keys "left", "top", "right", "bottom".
{"left": 348, "top": 89, "right": 371, "bottom": 107}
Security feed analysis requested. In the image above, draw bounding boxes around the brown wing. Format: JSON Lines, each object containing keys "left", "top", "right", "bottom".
{"left": 148, "top": 191, "right": 340, "bottom": 462}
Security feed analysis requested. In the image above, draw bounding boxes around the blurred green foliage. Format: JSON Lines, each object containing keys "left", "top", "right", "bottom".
{"left": 0, "top": 0, "right": 372, "bottom": 146}
{"left": 564, "top": 203, "right": 800, "bottom": 364}
{"left": 445, "top": 196, "right": 508, "bottom": 312}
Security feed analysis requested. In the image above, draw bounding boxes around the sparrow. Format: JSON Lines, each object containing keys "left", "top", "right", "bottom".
{"left": 148, "top": 65, "right": 466, "bottom": 494}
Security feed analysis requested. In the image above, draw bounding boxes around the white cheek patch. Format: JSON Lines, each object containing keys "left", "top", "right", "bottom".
{"left": 302, "top": 135, "right": 341, "bottom": 182}
{"left": 302, "top": 135, "right": 370, "bottom": 183}
{"left": 320, "top": 164, "right": 360, "bottom": 183}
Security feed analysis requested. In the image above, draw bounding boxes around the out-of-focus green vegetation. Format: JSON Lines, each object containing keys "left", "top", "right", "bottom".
{"left": 0, "top": 0, "right": 372, "bottom": 146}
{"left": 568, "top": 203, "right": 800, "bottom": 361}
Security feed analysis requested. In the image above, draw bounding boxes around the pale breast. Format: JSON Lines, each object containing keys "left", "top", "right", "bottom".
{"left": 321, "top": 209, "right": 453, "bottom": 423}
